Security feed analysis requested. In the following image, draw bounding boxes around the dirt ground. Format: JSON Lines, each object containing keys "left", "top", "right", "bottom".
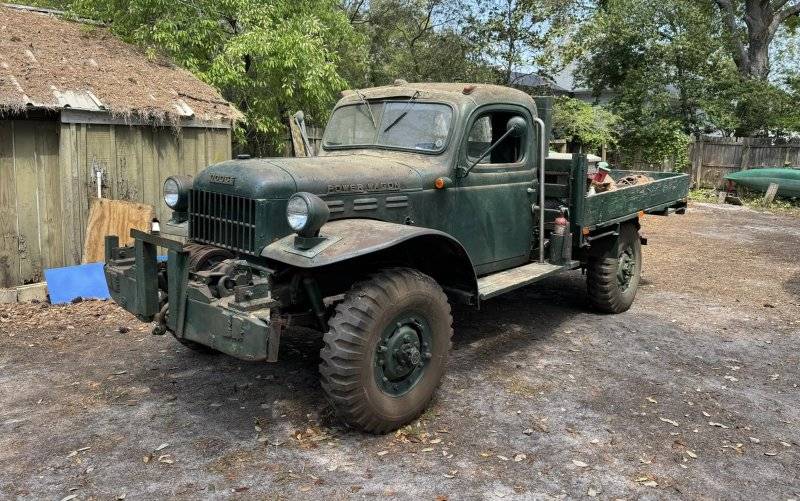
{"left": 1, "top": 202, "right": 798, "bottom": 500}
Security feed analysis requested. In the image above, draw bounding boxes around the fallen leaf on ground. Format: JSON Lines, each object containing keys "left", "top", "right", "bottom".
{"left": 514, "top": 454, "right": 526, "bottom": 462}
{"left": 497, "top": 455, "right": 509, "bottom": 461}
{"left": 659, "top": 417, "right": 680, "bottom": 427}
{"left": 376, "top": 450, "right": 388, "bottom": 456}
{"left": 647, "top": 397, "right": 658, "bottom": 404}
{"left": 429, "top": 438, "right": 442, "bottom": 444}
{"left": 749, "top": 437, "right": 760, "bottom": 443}
{"left": 154, "top": 443, "right": 169, "bottom": 451}
{"left": 572, "top": 460, "right": 588, "bottom": 468}
{"left": 708, "top": 422, "right": 730, "bottom": 429}
{"left": 686, "top": 450, "right": 698, "bottom": 458}
{"left": 421, "top": 447, "right": 434, "bottom": 452}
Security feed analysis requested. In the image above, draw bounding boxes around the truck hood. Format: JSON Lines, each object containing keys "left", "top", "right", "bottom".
{"left": 193, "top": 153, "right": 424, "bottom": 200}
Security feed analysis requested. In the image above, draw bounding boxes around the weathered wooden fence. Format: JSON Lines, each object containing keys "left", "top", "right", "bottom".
{"left": 690, "top": 136, "right": 800, "bottom": 188}
{"left": 283, "top": 125, "right": 324, "bottom": 157}
{"left": 0, "top": 118, "right": 231, "bottom": 287}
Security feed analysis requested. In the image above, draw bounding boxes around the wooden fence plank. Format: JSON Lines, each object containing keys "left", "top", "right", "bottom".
{"left": 0, "top": 121, "right": 20, "bottom": 288}
{"left": 181, "top": 128, "right": 199, "bottom": 177}
{"left": 13, "top": 121, "right": 43, "bottom": 283}
{"left": 58, "top": 123, "right": 82, "bottom": 265}
{"left": 140, "top": 127, "right": 160, "bottom": 215}
{"left": 35, "top": 121, "right": 64, "bottom": 269}
{"left": 207, "top": 129, "right": 231, "bottom": 165}
{"left": 114, "top": 126, "right": 144, "bottom": 202}
{"left": 85, "top": 124, "right": 115, "bottom": 200}
{"left": 76, "top": 123, "right": 89, "bottom": 249}
{"left": 155, "top": 128, "right": 180, "bottom": 223}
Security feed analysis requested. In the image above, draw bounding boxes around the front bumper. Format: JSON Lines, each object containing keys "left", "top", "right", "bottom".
{"left": 104, "top": 230, "right": 280, "bottom": 362}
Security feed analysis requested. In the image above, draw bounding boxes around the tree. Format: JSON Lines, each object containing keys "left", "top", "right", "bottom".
{"left": 343, "top": 0, "right": 497, "bottom": 87}
{"left": 552, "top": 96, "right": 619, "bottom": 151}
{"left": 72, "top": 0, "right": 364, "bottom": 155}
{"left": 576, "top": 0, "right": 725, "bottom": 164}
{"left": 713, "top": 0, "right": 800, "bottom": 79}
{"left": 469, "top": 0, "right": 584, "bottom": 84}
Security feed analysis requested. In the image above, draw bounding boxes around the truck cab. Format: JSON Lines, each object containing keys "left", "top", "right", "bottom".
{"left": 105, "top": 82, "right": 689, "bottom": 433}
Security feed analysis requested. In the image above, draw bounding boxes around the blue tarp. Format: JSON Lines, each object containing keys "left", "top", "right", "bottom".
{"left": 45, "top": 256, "right": 167, "bottom": 304}
{"left": 44, "top": 262, "right": 110, "bottom": 304}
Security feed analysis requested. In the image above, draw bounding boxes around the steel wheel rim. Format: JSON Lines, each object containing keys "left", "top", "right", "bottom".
{"left": 617, "top": 246, "right": 636, "bottom": 292}
{"left": 373, "top": 314, "right": 433, "bottom": 396}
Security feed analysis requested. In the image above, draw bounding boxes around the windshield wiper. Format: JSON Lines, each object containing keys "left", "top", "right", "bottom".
{"left": 355, "top": 89, "right": 377, "bottom": 129}
{"left": 383, "top": 91, "right": 420, "bottom": 133}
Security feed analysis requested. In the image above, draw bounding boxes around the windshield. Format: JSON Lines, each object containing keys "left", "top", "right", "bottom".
{"left": 323, "top": 101, "right": 452, "bottom": 153}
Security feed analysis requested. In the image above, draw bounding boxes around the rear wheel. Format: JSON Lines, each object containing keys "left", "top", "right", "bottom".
{"left": 319, "top": 268, "right": 453, "bottom": 433}
{"left": 587, "top": 222, "right": 642, "bottom": 313}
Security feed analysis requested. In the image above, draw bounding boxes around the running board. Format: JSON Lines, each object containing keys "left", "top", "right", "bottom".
{"left": 477, "top": 261, "right": 579, "bottom": 300}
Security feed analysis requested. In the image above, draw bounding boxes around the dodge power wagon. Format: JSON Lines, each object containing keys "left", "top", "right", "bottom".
{"left": 105, "top": 83, "right": 689, "bottom": 433}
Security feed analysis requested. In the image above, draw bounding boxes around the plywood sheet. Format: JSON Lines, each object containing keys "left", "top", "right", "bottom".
{"left": 82, "top": 198, "right": 154, "bottom": 263}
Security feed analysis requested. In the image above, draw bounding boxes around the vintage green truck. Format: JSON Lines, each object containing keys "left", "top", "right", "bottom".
{"left": 104, "top": 83, "right": 689, "bottom": 433}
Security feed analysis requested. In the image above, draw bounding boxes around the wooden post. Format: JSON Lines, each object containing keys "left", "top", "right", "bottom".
{"left": 288, "top": 115, "right": 307, "bottom": 157}
{"left": 763, "top": 183, "right": 779, "bottom": 205}
{"left": 692, "top": 137, "right": 705, "bottom": 187}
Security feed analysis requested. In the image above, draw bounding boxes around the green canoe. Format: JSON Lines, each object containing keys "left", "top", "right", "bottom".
{"left": 724, "top": 168, "right": 800, "bottom": 198}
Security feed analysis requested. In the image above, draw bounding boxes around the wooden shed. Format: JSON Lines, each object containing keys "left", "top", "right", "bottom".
{"left": 0, "top": 6, "right": 241, "bottom": 287}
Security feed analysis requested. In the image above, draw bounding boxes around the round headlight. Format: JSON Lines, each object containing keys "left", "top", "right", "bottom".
{"left": 286, "top": 192, "right": 330, "bottom": 237}
{"left": 286, "top": 196, "right": 309, "bottom": 232}
{"left": 163, "top": 175, "right": 192, "bottom": 211}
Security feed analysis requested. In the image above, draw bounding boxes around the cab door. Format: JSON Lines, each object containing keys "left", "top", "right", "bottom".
{"left": 444, "top": 105, "right": 538, "bottom": 275}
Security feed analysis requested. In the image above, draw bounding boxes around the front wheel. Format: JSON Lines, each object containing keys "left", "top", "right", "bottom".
{"left": 586, "top": 222, "right": 642, "bottom": 313}
{"left": 319, "top": 268, "right": 453, "bottom": 433}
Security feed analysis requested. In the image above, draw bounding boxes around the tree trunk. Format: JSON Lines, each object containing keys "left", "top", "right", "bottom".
{"left": 742, "top": 0, "right": 773, "bottom": 80}
{"left": 714, "top": 0, "right": 800, "bottom": 81}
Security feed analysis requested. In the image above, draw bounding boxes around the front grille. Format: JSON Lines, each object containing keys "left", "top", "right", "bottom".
{"left": 189, "top": 190, "right": 257, "bottom": 254}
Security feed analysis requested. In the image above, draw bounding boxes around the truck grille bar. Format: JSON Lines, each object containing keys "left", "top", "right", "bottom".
{"left": 189, "top": 190, "right": 257, "bottom": 255}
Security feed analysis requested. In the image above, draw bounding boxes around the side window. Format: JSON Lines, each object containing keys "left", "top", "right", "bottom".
{"left": 466, "top": 111, "right": 526, "bottom": 165}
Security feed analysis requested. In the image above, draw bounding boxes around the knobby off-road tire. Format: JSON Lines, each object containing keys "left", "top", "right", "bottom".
{"left": 319, "top": 268, "right": 453, "bottom": 433}
{"left": 587, "top": 222, "right": 642, "bottom": 314}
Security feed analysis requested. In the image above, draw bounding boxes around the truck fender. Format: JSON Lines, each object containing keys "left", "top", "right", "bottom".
{"left": 261, "top": 219, "right": 478, "bottom": 301}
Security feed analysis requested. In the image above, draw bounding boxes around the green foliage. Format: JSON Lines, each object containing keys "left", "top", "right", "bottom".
{"left": 552, "top": 96, "right": 619, "bottom": 150}
{"left": 575, "top": 0, "right": 800, "bottom": 167}
{"left": 703, "top": 71, "right": 800, "bottom": 136}
{"left": 71, "top": 0, "right": 363, "bottom": 155}
{"left": 575, "top": 0, "right": 716, "bottom": 166}
{"left": 467, "top": 0, "right": 582, "bottom": 82}
{"left": 344, "top": 0, "right": 500, "bottom": 87}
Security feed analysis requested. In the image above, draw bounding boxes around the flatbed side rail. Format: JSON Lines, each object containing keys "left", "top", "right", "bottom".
{"left": 577, "top": 170, "right": 690, "bottom": 230}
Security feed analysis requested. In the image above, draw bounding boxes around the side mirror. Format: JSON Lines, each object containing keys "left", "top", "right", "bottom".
{"left": 506, "top": 116, "right": 527, "bottom": 138}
